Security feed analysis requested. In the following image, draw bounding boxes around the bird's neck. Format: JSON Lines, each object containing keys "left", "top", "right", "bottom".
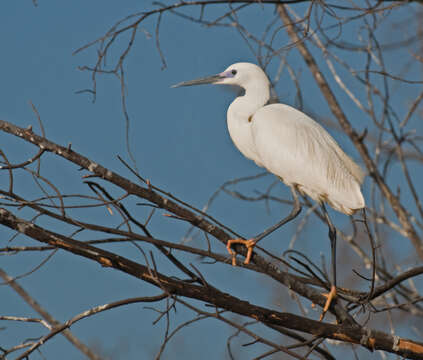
{"left": 230, "top": 82, "right": 270, "bottom": 119}
{"left": 226, "top": 82, "right": 270, "bottom": 165}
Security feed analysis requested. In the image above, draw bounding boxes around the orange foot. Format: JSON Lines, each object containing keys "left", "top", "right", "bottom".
{"left": 319, "top": 285, "right": 337, "bottom": 321}
{"left": 226, "top": 238, "right": 256, "bottom": 266}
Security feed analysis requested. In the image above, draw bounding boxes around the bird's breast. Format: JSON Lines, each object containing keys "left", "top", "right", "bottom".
{"left": 227, "top": 107, "right": 263, "bottom": 167}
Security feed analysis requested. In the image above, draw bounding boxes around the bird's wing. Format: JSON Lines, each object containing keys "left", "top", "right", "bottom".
{"left": 251, "top": 104, "right": 365, "bottom": 213}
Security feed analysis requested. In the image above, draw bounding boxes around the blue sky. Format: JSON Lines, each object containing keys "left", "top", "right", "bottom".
{"left": 1, "top": 1, "right": 422, "bottom": 359}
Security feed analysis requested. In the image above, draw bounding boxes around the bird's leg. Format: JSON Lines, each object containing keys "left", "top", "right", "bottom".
{"left": 319, "top": 203, "right": 337, "bottom": 321}
{"left": 226, "top": 185, "right": 301, "bottom": 266}
{"left": 254, "top": 185, "right": 302, "bottom": 243}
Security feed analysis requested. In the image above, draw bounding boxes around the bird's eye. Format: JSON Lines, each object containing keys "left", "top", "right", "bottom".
{"left": 231, "top": 69, "right": 237, "bottom": 76}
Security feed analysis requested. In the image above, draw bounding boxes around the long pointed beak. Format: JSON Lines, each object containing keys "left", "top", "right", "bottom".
{"left": 171, "top": 74, "right": 224, "bottom": 88}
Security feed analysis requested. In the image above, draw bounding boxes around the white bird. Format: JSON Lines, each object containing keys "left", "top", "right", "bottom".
{"left": 173, "top": 62, "right": 365, "bottom": 318}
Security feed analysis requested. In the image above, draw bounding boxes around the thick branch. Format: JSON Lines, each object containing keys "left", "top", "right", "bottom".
{"left": 0, "top": 119, "right": 353, "bottom": 323}
{"left": 1, "top": 207, "right": 423, "bottom": 359}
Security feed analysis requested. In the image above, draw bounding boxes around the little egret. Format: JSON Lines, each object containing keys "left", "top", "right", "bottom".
{"left": 173, "top": 62, "right": 365, "bottom": 319}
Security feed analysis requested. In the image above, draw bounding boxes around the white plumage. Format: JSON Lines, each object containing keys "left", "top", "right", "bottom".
{"left": 174, "top": 63, "right": 364, "bottom": 314}
{"left": 174, "top": 62, "right": 365, "bottom": 215}
{"left": 232, "top": 101, "right": 365, "bottom": 215}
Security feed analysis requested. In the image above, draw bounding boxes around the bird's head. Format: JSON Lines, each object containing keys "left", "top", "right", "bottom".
{"left": 172, "top": 62, "right": 270, "bottom": 90}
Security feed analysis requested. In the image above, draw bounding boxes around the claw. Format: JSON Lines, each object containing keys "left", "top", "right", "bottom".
{"left": 319, "top": 285, "right": 336, "bottom": 321}
{"left": 226, "top": 238, "right": 256, "bottom": 266}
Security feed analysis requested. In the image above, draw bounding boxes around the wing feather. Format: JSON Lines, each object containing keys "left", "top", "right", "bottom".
{"left": 251, "top": 104, "right": 365, "bottom": 214}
